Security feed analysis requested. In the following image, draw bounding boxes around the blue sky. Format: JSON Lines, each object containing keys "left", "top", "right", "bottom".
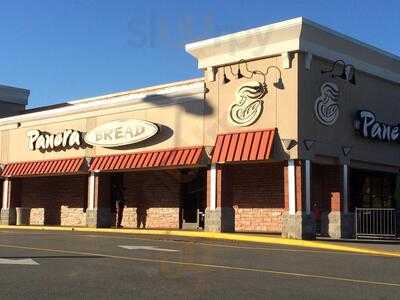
{"left": 1, "top": 0, "right": 399, "bottom": 108}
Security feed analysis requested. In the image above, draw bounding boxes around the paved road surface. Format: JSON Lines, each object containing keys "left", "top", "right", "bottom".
{"left": 0, "top": 229, "right": 399, "bottom": 299}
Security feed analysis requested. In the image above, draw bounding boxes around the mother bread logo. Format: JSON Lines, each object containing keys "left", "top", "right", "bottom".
{"left": 314, "top": 82, "right": 340, "bottom": 126}
{"left": 229, "top": 81, "right": 267, "bottom": 126}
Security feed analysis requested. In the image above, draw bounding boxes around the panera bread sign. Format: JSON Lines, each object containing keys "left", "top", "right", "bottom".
{"left": 27, "top": 119, "right": 159, "bottom": 151}
{"left": 84, "top": 119, "right": 159, "bottom": 147}
{"left": 354, "top": 110, "right": 400, "bottom": 142}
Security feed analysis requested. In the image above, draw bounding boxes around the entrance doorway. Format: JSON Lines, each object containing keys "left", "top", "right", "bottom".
{"left": 180, "top": 169, "right": 206, "bottom": 230}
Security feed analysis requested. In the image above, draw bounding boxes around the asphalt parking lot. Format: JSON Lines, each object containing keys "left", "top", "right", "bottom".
{"left": 0, "top": 229, "right": 399, "bottom": 299}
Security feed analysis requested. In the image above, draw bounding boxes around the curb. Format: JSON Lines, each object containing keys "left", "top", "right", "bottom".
{"left": 0, "top": 225, "right": 399, "bottom": 258}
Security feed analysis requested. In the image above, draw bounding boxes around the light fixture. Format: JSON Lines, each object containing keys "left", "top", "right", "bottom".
{"left": 85, "top": 157, "right": 92, "bottom": 168}
{"left": 303, "top": 140, "right": 315, "bottom": 151}
{"left": 266, "top": 66, "right": 284, "bottom": 90}
{"left": 346, "top": 64, "right": 356, "bottom": 85}
{"left": 221, "top": 59, "right": 284, "bottom": 89}
{"left": 342, "top": 146, "right": 352, "bottom": 156}
{"left": 282, "top": 139, "right": 297, "bottom": 150}
{"left": 321, "top": 59, "right": 356, "bottom": 85}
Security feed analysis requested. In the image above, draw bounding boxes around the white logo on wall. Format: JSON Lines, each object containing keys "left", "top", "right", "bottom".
{"left": 229, "top": 81, "right": 267, "bottom": 127}
{"left": 84, "top": 119, "right": 159, "bottom": 147}
{"left": 314, "top": 82, "right": 340, "bottom": 126}
{"left": 27, "top": 129, "right": 82, "bottom": 151}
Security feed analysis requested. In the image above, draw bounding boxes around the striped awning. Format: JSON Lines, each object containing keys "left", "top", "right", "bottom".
{"left": 2, "top": 158, "right": 85, "bottom": 177}
{"left": 211, "top": 129, "right": 276, "bottom": 163}
{"left": 89, "top": 147, "right": 204, "bottom": 172}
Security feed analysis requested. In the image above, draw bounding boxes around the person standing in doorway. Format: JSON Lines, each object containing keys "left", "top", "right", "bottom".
{"left": 112, "top": 176, "right": 125, "bottom": 228}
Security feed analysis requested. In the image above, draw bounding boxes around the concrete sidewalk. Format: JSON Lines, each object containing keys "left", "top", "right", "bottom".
{"left": 0, "top": 225, "right": 399, "bottom": 258}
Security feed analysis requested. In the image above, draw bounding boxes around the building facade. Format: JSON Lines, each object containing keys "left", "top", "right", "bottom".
{"left": 1, "top": 18, "right": 399, "bottom": 239}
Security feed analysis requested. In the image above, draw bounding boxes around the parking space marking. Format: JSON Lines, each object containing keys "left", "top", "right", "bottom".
{"left": 0, "top": 258, "right": 39, "bottom": 265}
{"left": 119, "top": 245, "right": 179, "bottom": 252}
{"left": 0, "top": 243, "right": 398, "bottom": 288}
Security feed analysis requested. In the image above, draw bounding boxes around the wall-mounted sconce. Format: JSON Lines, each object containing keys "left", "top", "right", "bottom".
{"left": 222, "top": 59, "right": 284, "bottom": 89}
{"left": 303, "top": 140, "right": 315, "bottom": 151}
{"left": 0, "top": 163, "right": 5, "bottom": 172}
{"left": 282, "top": 139, "right": 298, "bottom": 150}
{"left": 321, "top": 59, "right": 356, "bottom": 85}
{"left": 341, "top": 146, "right": 352, "bottom": 157}
{"left": 85, "top": 157, "right": 92, "bottom": 168}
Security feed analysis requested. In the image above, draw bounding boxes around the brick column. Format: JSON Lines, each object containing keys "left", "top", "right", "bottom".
{"left": 1, "top": 178, "right": 21, "bottom": 225}
{"left": 325, "top": 164, "right": 354, "bottom": 239}
{"left": 86, "top": 173, "right": 112, "bottom": 228}
{"left": 204, "top": 164, "right": 234, "bottom": 232}
{"left": 282, "top": 160, "right": 316, "bottom": 240}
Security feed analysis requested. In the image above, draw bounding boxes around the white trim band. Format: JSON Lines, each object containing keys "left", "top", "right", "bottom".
{"left": 305, "top": 160, "right": 311, "bottom": 215}
{"left": 210, "top": 164, "right": 217, "bottom": 210}
{"left": 343, "top": 164, "right": 349, "bottom": 214}
{"left": 2, "top": 179, "right": 10, "bottom": 209}
{"left": 288, "top": 160, "right": 296, "bottom": 215}
{"left": 88, "top": 173, "right": 96, "bottom": 210}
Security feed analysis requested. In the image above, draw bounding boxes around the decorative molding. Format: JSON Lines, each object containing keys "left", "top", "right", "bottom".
{"left": 186, "top": 17, "right": 400, "bottom": 84}
{"left": 206, "top": 67, "right": 216, "bottom": 82}
{"left": 0, "top": 79, "right": 205, "bottom": 128}
{"left": 281, "top": 52, "right": 292, "bottom": 69}
{"left": 305, "top": 52, "right": 313, "bottom": 70}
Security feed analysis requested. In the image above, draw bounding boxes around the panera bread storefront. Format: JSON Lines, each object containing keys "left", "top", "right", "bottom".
{"left": 1, "top": 18, "right": 400, "bottom": 239}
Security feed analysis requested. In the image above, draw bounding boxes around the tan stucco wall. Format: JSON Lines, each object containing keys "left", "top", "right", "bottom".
{"left": 204, "top": 54, "right": 299, "bottom": 160}
{"left": 299, "top": 54, "right": 400, "bottom": 171}
{"left": 0, "top": 91, "right": 206, "bottom": 163}
{"left": 0, "top": 55, "right": 299, "bottom": 164}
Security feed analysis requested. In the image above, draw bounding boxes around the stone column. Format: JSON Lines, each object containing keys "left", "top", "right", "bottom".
{"left": 282, "top": 160, "right": 316, "bottom": 240}
{"left": 204, "top": 164, "right": 234, "bottom": 232}
{"left": 1, "top": 178, "right": 17, "bottom": 225}
{"left": 86, "top": 172, "right": 112, "bottom": 228}
{"left": 326, "top": 164, "right": 354, "bottom": 239}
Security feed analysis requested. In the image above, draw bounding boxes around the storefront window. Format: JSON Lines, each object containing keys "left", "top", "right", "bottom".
{"left": 351, "top": 169, "right": 395, "bottom": 209}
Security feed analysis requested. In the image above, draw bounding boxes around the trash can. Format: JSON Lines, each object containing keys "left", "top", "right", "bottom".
{"left": 16, "top": 207, "right": 31, "bottom": 225}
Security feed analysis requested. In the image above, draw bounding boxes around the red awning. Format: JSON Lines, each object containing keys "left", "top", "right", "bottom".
{"left": 2, "top": 158, "right": 85, "bottom": 177}
{"left": 211, "top": 129, "right": 276, "bottom": 163}
{"left": 89, "top": 147, "right": 204, "bottom": 172}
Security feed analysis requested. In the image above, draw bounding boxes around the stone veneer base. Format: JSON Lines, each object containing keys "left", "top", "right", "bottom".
{"left": 325, "top": 212, "right": 354, "bottom": 239}
{"left": 205, "top": 207, "right": 235, "bottom": 232}
{"left": 1, "top": 208, "right": 16, "bottom": 225}
{"left": 282, "top": 212, "right": 316, "bottom": 240}
{"left": 86, "top": 208, "right": 112, "bottom": 228}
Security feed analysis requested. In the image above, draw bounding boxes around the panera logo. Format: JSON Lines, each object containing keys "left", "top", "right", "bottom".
{"left": 84, "top": 119, "right": 159, "bottom": 147}
{"left": 27, "top": 129, "right": 83, "bottom": 151}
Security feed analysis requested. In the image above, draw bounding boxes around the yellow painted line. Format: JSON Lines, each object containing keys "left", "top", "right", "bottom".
{"left": 0, "top": 225, "right": 399, "bottom": 258}
{"left": 0, "top": 242, "right": 399, "bottom": 288}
